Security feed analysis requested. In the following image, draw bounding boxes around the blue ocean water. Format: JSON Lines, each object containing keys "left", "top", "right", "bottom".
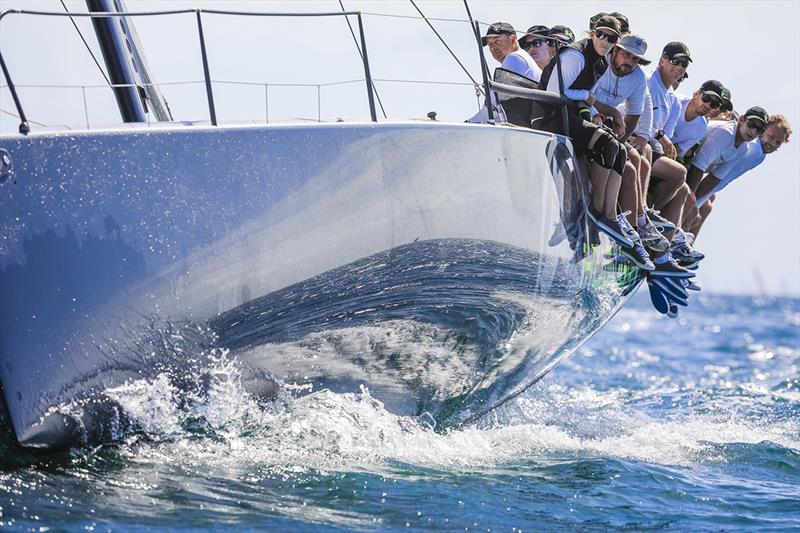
{"left": 1, "top": 291, "right": 797, "bottom": 531}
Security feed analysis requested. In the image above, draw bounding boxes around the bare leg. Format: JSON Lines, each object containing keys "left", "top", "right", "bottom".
{"left": 689, "top": 196, "right": 715, "bottom": 238}
{"left": 604, "top": 169, "right": 622, "bottom": 219}
{"left": 639, "top": 143, "right": 653, "bottom": 197}
{"left": 659, "top": 183, "right": 690, "bottom": 241}
{"left": 590, "top": 161, "right": 611, "bottom": 215}
{"left": 638, "top": 153, "right": 651, "bottom": 215}
{"left": 619, "top": 160, "right": 639, "bottom": 226}
{"left": 680, "top": 192, "right": 700, "bottom": 229}
{"left": 650, "top": 157, "right": 687, "bottom": 210}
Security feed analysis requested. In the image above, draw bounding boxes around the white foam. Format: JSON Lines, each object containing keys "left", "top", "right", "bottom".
{"left": 106, "top": 371, "right": 799, "bottom": 473}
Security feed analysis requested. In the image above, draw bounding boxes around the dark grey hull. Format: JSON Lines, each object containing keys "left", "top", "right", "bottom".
{"left": 0, "top": 121, "right": 639, "bottom": 450}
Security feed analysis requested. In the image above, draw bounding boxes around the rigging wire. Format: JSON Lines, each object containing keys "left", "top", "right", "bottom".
{"left": 338, "top": 0, "right": 387, "bottom": 119}
{"left": 408, "top": 0, "right": 482, "bottom": 96}
{"left": 59, "top": 0, "right": 112, "bottom": 87}
{"left": 0, "top": 107, "right": 49, "bottom": 127}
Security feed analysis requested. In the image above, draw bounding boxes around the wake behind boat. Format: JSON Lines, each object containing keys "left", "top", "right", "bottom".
{"left": 0, "top": 3, "right": 640, "bottom": 451}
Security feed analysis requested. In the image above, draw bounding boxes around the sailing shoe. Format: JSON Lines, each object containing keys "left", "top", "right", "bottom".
{"left": 649, "top": 256, "right": 696, "bottom": 279}
{"left": 671, "top": 241, "right": 705, "bottom": 267}
{"left": 645, "top": 207, "right": 676, "bottom": 232}
{"left": 652, "top": 277, "right": 688, "bottom": 305}
{"left": 590, "top": 212, "right": 635, "bottom": 247}
{"left": 638, "top": 219, "right": 671, "bottom": 253}
{"left": 685, "top": 279, "right": 702, "bottom": 291}
{"left": 647, "top": 279, "right": 670, "bottom": 314}
{"left": 619, "top": 241, "right": 655, "bottom": 271}
{"left": 667, "top": 302, "right": 679, "bottom": 318}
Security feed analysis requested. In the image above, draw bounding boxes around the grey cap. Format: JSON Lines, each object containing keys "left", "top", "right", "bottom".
{"left": 615, "top": 34, "right": 651, "bottom": 65}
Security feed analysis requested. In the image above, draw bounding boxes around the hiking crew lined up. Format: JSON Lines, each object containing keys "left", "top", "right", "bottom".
{"left": 470, "top": 13, "right": 792, "bottom": 317}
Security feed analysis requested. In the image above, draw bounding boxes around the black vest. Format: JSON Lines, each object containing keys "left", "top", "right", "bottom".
{"left": 539, "top": 38, "right": 608, "bottom": 100}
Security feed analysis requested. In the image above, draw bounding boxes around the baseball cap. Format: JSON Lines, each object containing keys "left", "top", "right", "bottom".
{"left": 662, "top": 41, "right": 692, "bottom": 62}
{"left": 699, "top": 80, "right": 726, "bottom": 100}
{"left": 548, "top": 25, "right": 575, "bottom": 44}
{"left": 482, "top": 22, "right": 515, "bottom": 46}
{"left": 609, "top": 12, "right": 630, "bottom": 33}
{"left": 524, "top": 25, "right": 550, "bottom": 38}
{"left": 615, "top": 34, "right": 651, "bottom": 65}
{"left": 593, "top": 15, "right": 621, "bottom": 35}
{"left": 743, "top": 106, "right": 769, "bottom": 125}
{"left": 589, "top": 12, "right": 608, "bottom": 29}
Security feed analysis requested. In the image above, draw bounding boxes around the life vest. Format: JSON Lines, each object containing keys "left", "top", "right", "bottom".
{"left": 539, "top": 38, "right": 608, "bottom": 100}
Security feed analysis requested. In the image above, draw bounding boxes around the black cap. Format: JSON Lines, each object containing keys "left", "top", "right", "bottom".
{"left": 593, "top": 15, "right": 621, "bottom": 35}
{"left": 589, "top": 12, "right": 608, "bottom": 29}
{"left": 609, "top": 12, "right": 630, "bottom": 33}
{"left": 720, "top": 91, "right": 733, "bottom": 112}
{"left": 662, "top": 41, "right": 692, "bottom": 62}
{"left": 524, "top": 25, "right": 550, "bottom": 38}
{"left": 699, "top": 80, "right": 726, "bottom": 100}
{"left": 743, "top": 106, "right": 769, "bottom": 125}
{"left": 548, "top": 25, "right": 575, "bottom": 44}
{"left": 482, "top": 22, "right": 516, "bottom": 46}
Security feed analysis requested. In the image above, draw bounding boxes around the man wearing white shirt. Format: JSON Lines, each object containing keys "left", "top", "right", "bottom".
{"left": 647, "top": 42, "right": 691, "bottom": 217}
{"left": 671, "top": 80, "right": 728, "bottom": 159}
{"left": 484, "top": 22, "right": 542, "bottom": 82}
{"left": 687, "top": 106, "right": 768, "bottom": 192}
{"left": 591, "top": 34, "right": 669, "bottom": 254}
{"left": 687, "top": 113, "right": 791, "bottom": 235}
{"left": 468, "top": 23, "right": 542, "bottom": 124}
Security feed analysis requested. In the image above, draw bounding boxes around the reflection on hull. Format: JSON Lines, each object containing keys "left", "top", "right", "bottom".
{"left": 0, "top": 122, "right": 639, "bottom": 450}
{"left": 218, "top": 238, "right": 636, "bottom": 427}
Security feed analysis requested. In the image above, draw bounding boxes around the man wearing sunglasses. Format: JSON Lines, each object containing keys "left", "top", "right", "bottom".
{"left": 687, "top": 106, "right": 770, "bottom": 194}
{"left": 689, "top": 114, "right": 792, "bottom": 236}
{"left": 672, "top": 80, "right": 730, "bottom": 160}
{"left": 647, "top": 42, "right": 691, "bottom": 209}
{"left": 520, "top": 25, "right": 552, "bottom": 71}
{"left": 521, "top": 25, "right": 576, "bottom": 72}
{"left": 590, "top": 34, "right": 670, "bottom": 256}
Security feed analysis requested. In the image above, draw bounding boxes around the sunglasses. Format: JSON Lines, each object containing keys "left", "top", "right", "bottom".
{"left": 746, "top": 119, "right": 766, "bottom": 133}
{"left": 524, "top": 38, "right": 547, "bottom": 48}
{"left": 595, "top": 30, "right": 619, "bottom": 44}
{"left": 701, "top": 94, "right": 722, "bottom": 109}
{"left": 669, "top": 58, "right": 690, "bottom": 68}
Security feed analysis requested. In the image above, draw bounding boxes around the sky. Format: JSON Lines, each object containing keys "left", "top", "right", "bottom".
{"left": 1, "top": 0, "right": 798, "bottom": 296}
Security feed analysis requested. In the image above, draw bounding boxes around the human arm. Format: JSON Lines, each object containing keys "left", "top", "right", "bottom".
{"left": 593, "top": 100, "right": 626, "bottom": 137}
{"left": 686, "top": 165, "right": 705, "bottom": 192}
{"left": 545, "top": 50, "right": 590, "bottom": 102}
{"left": 502, "top": 52, "right": 541, "bottom": 82}
{"left": 694, "top": 172, "right": 721, "bottom": 203}
{"left": 633, "top": 88, "right": 653, "bottom": 141}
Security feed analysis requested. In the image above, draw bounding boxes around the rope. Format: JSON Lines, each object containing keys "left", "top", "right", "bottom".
{"left": 1, "top": 107, "right": 49, "bottom": 127}
{"left": 338, "top": 1, "right": 387, "bottom": 119}
{"left": 408, "top": 0, "right": 482, "bottom": 96}
{"left": 59, "top": 0, "right": 111, "bottom": 87}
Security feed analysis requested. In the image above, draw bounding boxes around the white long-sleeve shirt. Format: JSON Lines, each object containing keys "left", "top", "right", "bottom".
{"left": 544, "top": 48, "right": 597, "bottom": 102}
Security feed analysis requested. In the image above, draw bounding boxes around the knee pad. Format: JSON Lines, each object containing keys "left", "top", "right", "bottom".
{"left": 613, "top": 143, "right": 627, "bottom": 175}
{"left": 587, "top": 128, "right": 621, "bottom": 171}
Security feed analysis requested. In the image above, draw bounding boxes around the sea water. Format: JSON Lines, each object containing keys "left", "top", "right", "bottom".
{"left": 1, "top": 291, "right": 797, "bottom": 531}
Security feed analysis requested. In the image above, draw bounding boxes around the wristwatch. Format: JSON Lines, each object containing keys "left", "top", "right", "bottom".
{"left": 654, "top": 129, "right": 665, "bottom": 140}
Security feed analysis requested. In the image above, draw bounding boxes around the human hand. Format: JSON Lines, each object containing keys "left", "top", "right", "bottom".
{"left": 659, "top": 136, "right": 677, "bottom": 159}
{"left": 630, "top": 135, "right": 647, "bottom": 152}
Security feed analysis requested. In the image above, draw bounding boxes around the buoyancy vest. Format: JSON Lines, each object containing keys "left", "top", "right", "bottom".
{"left": 539, "top": 38, "right": 608, "bottom": 101}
